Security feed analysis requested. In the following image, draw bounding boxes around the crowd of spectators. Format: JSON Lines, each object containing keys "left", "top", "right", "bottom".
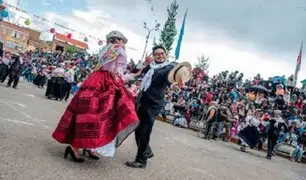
{"left": 1, "top": 47, "right": 306, "bottom": 162}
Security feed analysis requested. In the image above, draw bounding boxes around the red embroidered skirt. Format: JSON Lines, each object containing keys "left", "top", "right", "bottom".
{"left": 52, "top": 71, "right": 139, "bottom": 148}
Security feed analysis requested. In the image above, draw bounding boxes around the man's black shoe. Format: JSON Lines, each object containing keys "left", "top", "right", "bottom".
{"left": 266, "top": 156, "right": 272, "bottom": 160}
{"left": 125, "top": 161, "right": 146, "bottom": 168}
{"left": 146, "top": 152, "right": 154, "bottom": 159}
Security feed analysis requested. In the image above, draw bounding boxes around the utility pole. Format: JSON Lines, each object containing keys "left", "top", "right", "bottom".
{"left": 17, "top": 0, "right": 21, "bottom": 7}
{"left": 141, "top": 22, "right": 160, "bottom": 61}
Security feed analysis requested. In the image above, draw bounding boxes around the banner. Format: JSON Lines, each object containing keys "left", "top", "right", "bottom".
{"left": 4, "top": 3, "right": 138, "bottom": 51}
{"left": 4, "top": 3, "right": 100, "bottom": 41}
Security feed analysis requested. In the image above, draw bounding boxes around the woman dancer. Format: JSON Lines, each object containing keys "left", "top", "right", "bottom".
{"left": 33, "top": 66, "right": 47, "bottom": 88}
{"left": 45, "top": 63, "right": 66, "bottom": 100}
{"left": 238, "top": 110, "right": 261, "bottom": 152}
{"left": 52, "top": 31, "right": 139, "bottom": 162}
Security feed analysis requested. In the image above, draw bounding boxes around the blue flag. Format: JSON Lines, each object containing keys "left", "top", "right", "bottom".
{"left": 175, "top": 9, "right": 188, "bottom": 60}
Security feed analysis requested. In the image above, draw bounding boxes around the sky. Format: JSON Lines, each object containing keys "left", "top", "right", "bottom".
{"left": 3, "top": 0, "right": 306, "bottom": 85}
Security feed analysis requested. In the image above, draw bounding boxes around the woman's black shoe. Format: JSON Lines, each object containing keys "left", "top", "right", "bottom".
{"left": 83, "top": 149, "right": 100, "bottom": 160}
{"left": 64, "top": 146, "right": 85, "bottom": 163}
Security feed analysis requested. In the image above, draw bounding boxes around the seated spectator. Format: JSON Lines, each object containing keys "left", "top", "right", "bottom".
{"left": 285, "top": 122, "right": 299, "bottom": 147}
{"left": 276, "top": 84, "right": 285, "bottom": 96}
{"left": 247, "top": 91, "right": 256, "bottom": 101}
{"left": 291, "top": 130, "right": 306, "bottom": 162}
{"left": 293, "top": 98, "right": 304, "bottom": 111}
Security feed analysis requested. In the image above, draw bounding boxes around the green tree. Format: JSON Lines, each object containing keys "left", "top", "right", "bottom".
{"left": 66, "top": 45, "right": 77, "bottom": 57}
{"left": 195, "top": 54, "right": 210, "bottom": 71}
{"left": 194, "top": 55, "right": 210, "bottom": 81}
{"left": 159, "top": 0, "right": 179, "bottom": 54}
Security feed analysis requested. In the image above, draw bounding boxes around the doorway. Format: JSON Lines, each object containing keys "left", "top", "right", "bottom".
{"left": 55, "top": 45, "right": 64, "bottom": 52}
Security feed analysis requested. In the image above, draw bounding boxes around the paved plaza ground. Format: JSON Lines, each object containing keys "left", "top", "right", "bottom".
{"left": 0, "top": 81, "right": 305, "bottom": 180}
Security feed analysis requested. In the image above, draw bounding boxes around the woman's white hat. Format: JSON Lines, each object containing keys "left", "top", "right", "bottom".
{"left": 168, "top": 61, "right": 192, "bottom": 84}
{"left": 106, "top": 30, "right": 128, "bottom": 44}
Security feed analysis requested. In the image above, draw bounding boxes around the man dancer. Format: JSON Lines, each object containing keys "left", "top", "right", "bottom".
{"left": 125, "top": 44, "right": 196, "bottom": 168}
{"left": 7, "top": 55, "right": 22, "bottom": 89}
{"left": 125, "top": 45, "right": 174, "bottom": 168}
{"left": 266, "top": 110, "right": 286, "bottom": 160}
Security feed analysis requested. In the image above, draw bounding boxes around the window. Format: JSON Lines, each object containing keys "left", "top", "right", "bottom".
{"left": 17, "top": 45, "right": 24, "bottom": 50}
{"left": 15, "top": 32, "right": 21, "bottom": 39}
{"left": 5, "top": 41, "right": 18, "bottom": 50}
{"left": 10, "top": 30, "right": 16, "bottom": 37}
{"left": 6, "top": 41, "right": 14, "bottom": 49}
{"left": 5, "top": 40, "right": 25, "bottom": 51}
{"left": 2, "top": 28, "right": 7, "bottom": 35}
{"left": 3, "top": 27, "right": 11, "bottom": 36}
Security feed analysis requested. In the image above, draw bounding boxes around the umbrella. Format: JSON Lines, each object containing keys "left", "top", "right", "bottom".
{"left": 247, "top": 85, "right": 270, "bottom": 93}
{"left": 258, "top": 80, "right": 272, "bottom": 86}
{"left": 272, "top": 76, "right": 286, "bottom": 84}
{"left": 301, "top": 79, "right": 306, "bottom": 85}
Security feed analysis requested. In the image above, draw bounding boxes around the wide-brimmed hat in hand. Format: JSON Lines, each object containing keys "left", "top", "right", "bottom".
{"left": 168, "top": 62, "right": 192, "bottom": 84}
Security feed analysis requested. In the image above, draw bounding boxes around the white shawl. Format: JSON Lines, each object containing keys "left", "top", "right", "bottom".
{"left": 140, "top": 61, "right": 169, "bottom": 91}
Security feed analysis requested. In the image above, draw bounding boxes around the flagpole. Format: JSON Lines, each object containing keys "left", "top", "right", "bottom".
{"left": 17, "top": 0, "right": 21, "bottom": 7}
{"left": 294, "top": 41, "right": 303, "bottom": 87}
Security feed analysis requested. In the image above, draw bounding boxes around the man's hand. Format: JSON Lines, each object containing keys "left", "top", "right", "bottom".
{"left": 178, "top": 78, "right": 185, "bottom": 88}
{"left": 144, "top": 53, "right": 153, "bottom": 66}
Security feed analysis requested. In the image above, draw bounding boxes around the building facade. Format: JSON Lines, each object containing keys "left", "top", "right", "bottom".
{"left": 52, "top": 33, "right": 88, "bottom": 52}
{"left": 27, "top": 29, "right": 52, "bottom": 51}
{"left": 0, "top": 21, "right": 88, "bottom": 53}
{"left": 0, "top": 21, "right": 30, "bottom": 53}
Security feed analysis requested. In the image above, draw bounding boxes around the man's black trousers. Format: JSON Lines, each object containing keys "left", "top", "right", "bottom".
{"left": 134, "top": 105, "right": 159, "bottom": 164}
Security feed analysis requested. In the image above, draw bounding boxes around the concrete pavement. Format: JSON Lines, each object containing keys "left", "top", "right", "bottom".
{"left": 0, "top": 81, "right": 305, "bottom": 180}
